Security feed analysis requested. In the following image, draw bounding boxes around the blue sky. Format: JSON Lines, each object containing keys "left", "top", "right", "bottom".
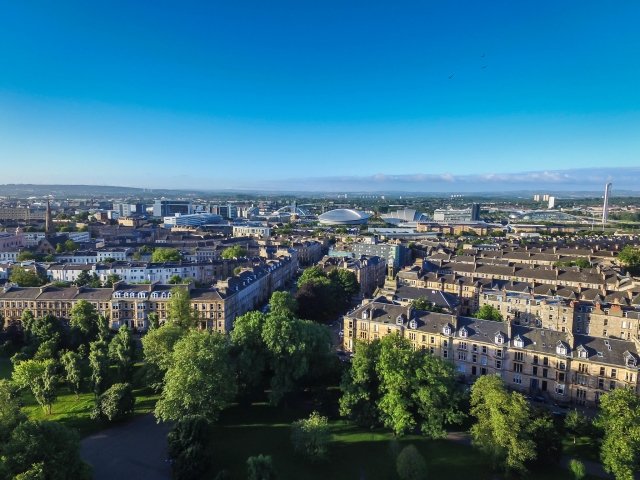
{"left": 1, "top": 1, "right": 639, "bottom": 191}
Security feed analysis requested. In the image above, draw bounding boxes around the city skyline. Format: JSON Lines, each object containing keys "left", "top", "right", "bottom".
{"left": 2, "top": 1, "right": 640, "bottom": 188}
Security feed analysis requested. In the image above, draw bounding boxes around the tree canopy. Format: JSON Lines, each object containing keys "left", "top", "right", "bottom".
{"left": 9, "top": 267, "right": 48, "bottom": 287}
{"left": 594, "top": 387, "right": 640, "bottom": 480}
{"left": 473, "top": 305, "right": 504, "bottom": 321}
{"left": 151, "top": 248, "right": 182, "bottom": 262}
{"left": 221, "top": 245, "right": 247, "bottom": 259}
{"left": 155, "top": 331, "right": 236, "bottom": 422}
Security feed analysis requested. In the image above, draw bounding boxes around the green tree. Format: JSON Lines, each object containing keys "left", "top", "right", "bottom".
{"left": 31, "top": 361, "right": 58, "bottom": 415}
{"left": 138, "top": 321, "right": 185, "bottom": 391}
{"left": 618, "top": 245, "right": 640, "bottom": 268}
{"left": 89, "top": 339, "right": 110, "bottom": 396}
{"left": 60, "top": 351, "right": 83, "bottom": 400}
{"left": 9, "top": 267, "right": 47, "bottom": 287}
{"left": 411, "top": 296, "right": 443, "bottom": 313}
{"left": 109, "top": 326, "right": 135, "bottom": 382}
{"left": 4, "top": 421, "right": 93, "bottom": 480}
{"left": 396, "top": 444, "right": 428, "bottom": 480}
{"left": 16, "top": 251, "right": 36, "bottom": 262}
{"left": 339, "top": 339, "right": 381, "bottom": 428}
{"left": 527, "top": 407, "right": 562, "bottom": 466}
{"left": 291, "top": 411, "right": 332, "bottom": 462}
{"left": 0, "top": 379, "right": 27, "bottom": 444}
{"left": 147, "top": 311, "right": 160, "bottom": 331}
{"left": 44, "top": 254, "right": 56, "bottom": 262}
{"left": 151, "top": 248, "right": 182, "bottom": 262}
{"left": 247, "top": 454, "right": 277, "bottom": 480}
{"left": 469, "top": 374, "right": 535, "bottom": 475}
{"left": 87, "top": 272, "right": 102, "bottom": 288}
{"left": 12, "top": 359, "right": 52, "bottom": 391}
{"left": 64, "top": 240, "right": 80, "bottom": 252}
{"left": 167, "top": 287, "right": 197, "bottom": 329}
{"left": 269, "top": 291, "right": 297, "bottom": 319}
{"left": 167, "top": 415, "right": 212, "bottom": 480}
{"left": 231, "top": 311, "right": 270, "bottom": 401}
{"left": 91, "top": 383, "right": 135, "bottom": 421}
{"left": 328, "top": 268, "right": 359, "bottom": 300}
{"left": 155, "top": 331, "right": 236, "bottom": 422}
{"left": 593, "top": 387, "right": 640, "bottom": 480}
{"left": 296, "top": 266, "right": 326, "bottom": 287}
{"left": 55, "top": 243, "right": 65, "bottom": 254}
{"left": 103, "top": 274, "right": 121, "bottom": 288}
{"left": 574, "top": 258, "right": 591, "bottom": 268}
{"left": 263, "top": 315, "right": 333, "bottom": 405}
{"left": 74, "top": 270, "right": 90, "bottom": 287}
{"left": 376, "top": 335, "right": 463, "bottom": 437}
{"left": 565, "top": 410, "right": 590, "bottom": 444}
{"left": 569, "top": 459, "right": 586, "bottom": 480}
{"left": 221, "top": 245, "right": 247, "bottom": 259}
{"left": 168, "top": 273, "right": 183, "bottom": 284}
{"left": 473, "top": 304, "right": 504, "bottom": 321}
{"left": 233, "top": 266, "right": 242, "bottom": 276}
{"left": 69, "top": 299, "right": 99, "bottom": 344}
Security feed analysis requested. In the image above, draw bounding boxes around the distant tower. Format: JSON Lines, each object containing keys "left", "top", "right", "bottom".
{"left": 602, "top": 183, "right": 612, "bottom": 226}
{"left": 548, "top": 196, "right": 556, "bottom": 209}
{"left": 534, "top": 194, "right": 540, "bottom": 202}
{"left": 45, "top": 200, "right": 54, "bottom": 238}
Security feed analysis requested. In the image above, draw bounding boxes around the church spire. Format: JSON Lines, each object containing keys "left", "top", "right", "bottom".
{"left": 45, "top": 200, "right": 54, "bottom": 238}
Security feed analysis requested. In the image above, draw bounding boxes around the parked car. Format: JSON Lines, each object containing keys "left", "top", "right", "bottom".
{"left": 531, "top": 395, "right": 546, "bottom": 403}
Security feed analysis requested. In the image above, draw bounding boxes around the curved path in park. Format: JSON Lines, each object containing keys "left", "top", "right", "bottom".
{"left": 81, "top": 414, "right": 172, "bottom": 480}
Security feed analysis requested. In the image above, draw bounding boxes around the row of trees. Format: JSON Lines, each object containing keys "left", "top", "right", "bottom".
{"left": 294, "top": 266, "right": 359, "bottom": 322}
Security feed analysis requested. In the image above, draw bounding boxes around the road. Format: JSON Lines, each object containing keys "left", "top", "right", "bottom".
{"left": 82, "top": 414, "right": 173, "bottom": 480}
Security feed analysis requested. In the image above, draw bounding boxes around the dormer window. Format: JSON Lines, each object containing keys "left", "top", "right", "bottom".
{"left": 513, "top": 335, "right": 524, "bottom": 348}
{"left": 396, "top": 315, "right": 404, "bottom": 326}
{"left": 495, "top": 333, "right": 504, "bottom": 344}
{"left": 409, "top": 319, "right": 417, "bottom": 330}
{"left": 114, "top": 291, "right": 122, "bottom": 298}
{"left": 138, "top": 292, "right": 146, "bottom": 298}
{"left": 443, "top": 324, "right": 452, "bottom": 336}
{"left": 362, "top": 311, "right": 368, "bottom": 320}
{"left": 578, "top": 348, "right": 588, "bottom": 359}
{"left": 459, "top": 327, "right": 468, "bottom": 338}
{"left": 151, "top": 292, "right": 158, "bottom": 298}
{"left": 627, "top": 357, "right": 637, "bottom": 367}
{"left": 556, "top": 343, "right": 567, "bottom": 356}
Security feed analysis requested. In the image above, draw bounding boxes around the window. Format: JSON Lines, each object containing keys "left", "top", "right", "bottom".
{"left": 473, "top": 344, "right": 478, "bottom": 352}
{"left": 482, "top": 346, "right": 487, "bottom": 354}
{"left": 557, "top": 372, "right": 565, "bottom": 382}
{"left": 472, "top": 355, "right": 477, "bottom": 363}
{"left": 481, "top": 357, "right": 487, "bottom": 366}
{"left": 443, "top": 350, "right": 448, "bottom": 358}
{"left": 458, "top": 352, "right": 467, "bottom": 361}
{"left": 579, "top": 363, "right": 588, "bottom": 373}
{"left": 513, "top": 363, "right": 523, "bottom": 373}
{"left": 472, "top": 366, "right": 477, "bottom": 376}
{"left": 443, "top": 340, "right": 449, "bottom": 348}
{"left": 513, "top": 375, "right": 522, "bottom": 385}
{"left": 514, "top": 352, "right": 524, "bottom": 362}
{"left": 543, "top": 357, "right": 549, "bottom": 366}
{"left": 610, "top": 381, "right": 616, "bottom": 390}
{"left": 430, "top": 336, "right": 435, "bottom": 344}
{"left": 496, "top": 349, "right": 503, "bottom": 358}
{"left": 600, "top": 367, "right": 606, "bottom": 376}
{"left": 559, "top": 361, "right": 566, "bottom": 371}
{"left": 532, "top": 366, "right": 538, "bottom": 376}
{"left": 598, "top": 379, "right": 605, "bottom": 389}
{"left": 496, "top": 360, "right": 502, "bottom": 369}
{"left": 459, "top": 342, "right": 467, "bottom": 350}
{"left": 533, "top": 355, "right": 539, "bottom": 365}
{"left": 542, "top": 368, "right": 548, "bottom": 378}
{"left": 611, "top": 369, "right": 617, "bottom": 378}
{"left": 555, "top": 384, "right": 565, "bottom": 395}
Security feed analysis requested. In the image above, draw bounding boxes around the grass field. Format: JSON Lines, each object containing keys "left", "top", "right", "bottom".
{"left": 0, "top": 360, "right": 160, "bottom": 437}
{"left": 204, "top": 403, "right": 600, "bottom": 480}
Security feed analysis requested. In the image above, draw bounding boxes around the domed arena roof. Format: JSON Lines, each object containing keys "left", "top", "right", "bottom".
{"left": 318, "top": 209, "right": 370, "bottom": 225}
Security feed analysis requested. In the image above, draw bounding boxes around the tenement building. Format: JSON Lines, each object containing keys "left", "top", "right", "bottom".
{"left": 342, "top": 297, "right": 640, "bottom": 407}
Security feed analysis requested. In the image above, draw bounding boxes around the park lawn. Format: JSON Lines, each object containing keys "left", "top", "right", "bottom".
{"left": 562, "top": 434, "right": 601, "bottom": 463}
{"left": 205, "top": 403, "right": 600, "bottom": 480}
{"left": 0, "top": 361, "right": 160, "bottom": 437}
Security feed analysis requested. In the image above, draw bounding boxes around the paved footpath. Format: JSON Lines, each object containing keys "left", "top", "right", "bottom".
{"left": 82, "top": 414, "right": 173, "bottom": 480}
{"left": 446, "top": 431, "right": 629, "bottom": 479}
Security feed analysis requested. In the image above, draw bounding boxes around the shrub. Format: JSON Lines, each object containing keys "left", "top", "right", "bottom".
{"left": 247, "top": 454, "right": 277, "bottom": 480}
{"left": 291, "top": 411, "right": 332, "bottom": 462}
{"left": 396, "top": 445, "right": 427, "bottom": 480}
{"left": 167, "top": 415, "right": 211, "bottom": 480}
{"left": 90, "top": 383, "right": 135, "bottom": 421}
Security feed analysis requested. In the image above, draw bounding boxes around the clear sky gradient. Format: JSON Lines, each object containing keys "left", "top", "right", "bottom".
{"left": 1, "top": 1, "right": 639, "bottom": 191}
